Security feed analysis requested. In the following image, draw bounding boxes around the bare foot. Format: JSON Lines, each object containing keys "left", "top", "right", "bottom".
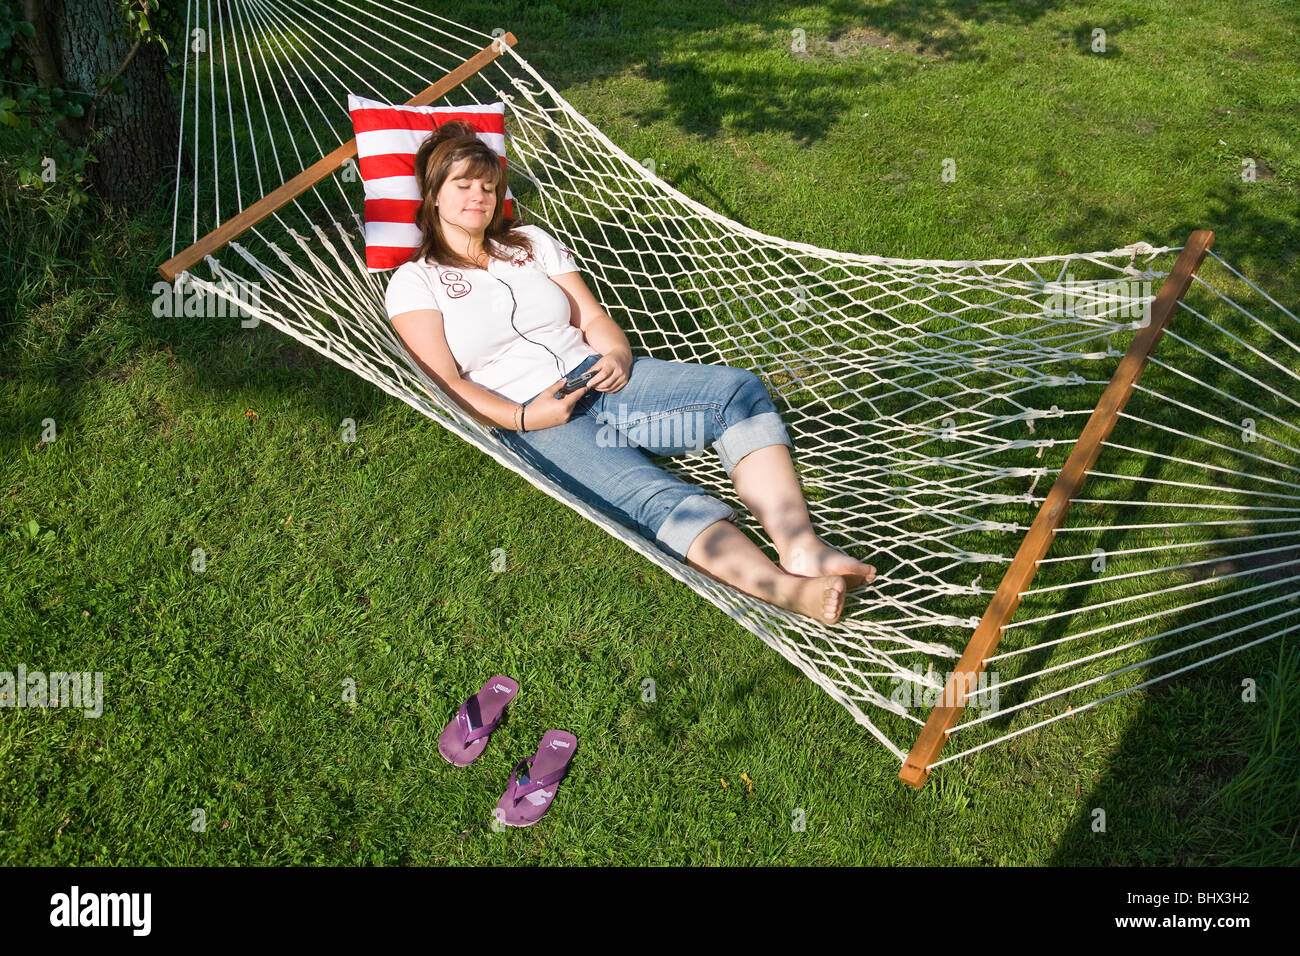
{"left": 779, "top": 534, "right": 877, "bottom": 589}
{"left": 772, "top": 573, "right": 848, "bottom": 624}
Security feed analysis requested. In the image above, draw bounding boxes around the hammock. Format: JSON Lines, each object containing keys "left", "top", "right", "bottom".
{"left": 158, "top": 1, "right": 1300, "bottom": 787}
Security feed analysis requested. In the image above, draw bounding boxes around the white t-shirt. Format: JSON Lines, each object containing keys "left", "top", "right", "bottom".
{"left": 384, "top": 224, "right": 599, "bottom": 404}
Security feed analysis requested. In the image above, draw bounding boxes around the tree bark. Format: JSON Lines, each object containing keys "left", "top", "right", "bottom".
{"left": 42, "top": 0, "right": 179, "bottom": 208}
{"left": 19, "top": 0, "right": 84, "bottom": 144}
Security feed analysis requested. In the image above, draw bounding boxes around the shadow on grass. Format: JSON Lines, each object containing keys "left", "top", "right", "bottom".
{"left": 1013, "top": 239, "right": 1298, "bottom": 863}
{"left": 892, "top": 196, "right": 1299, "bottom": 862}
{"left": 1048, "top": 637, "right": 1299, "bottom": 864}
{"left": 553, "top": 0, "right": 1069, "bottom": 146}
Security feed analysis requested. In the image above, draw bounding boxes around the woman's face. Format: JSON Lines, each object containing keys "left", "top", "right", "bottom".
{"left": 436, "top": 157, "right": 498, "bottom": 240}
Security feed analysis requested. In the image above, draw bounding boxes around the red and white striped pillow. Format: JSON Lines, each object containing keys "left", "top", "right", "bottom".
{"left": 347, "top": 94, "right": 514, "bottom": 272}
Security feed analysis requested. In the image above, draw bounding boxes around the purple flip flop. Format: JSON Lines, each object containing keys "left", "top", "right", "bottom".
{"left": 495, "top": 730, "right": 578, "bottom": 827}
{"left": 438, "top": 675, "right": 519, "bottom": 766}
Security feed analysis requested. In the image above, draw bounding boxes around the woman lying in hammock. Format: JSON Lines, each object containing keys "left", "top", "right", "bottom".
{"left": 385, "top": 121, "right": 876, "bottom": 624}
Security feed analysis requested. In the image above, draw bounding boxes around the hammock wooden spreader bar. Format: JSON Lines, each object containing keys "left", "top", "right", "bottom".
{"left": 898, "top": 228, "right": 1216, "bottom": 789}
{"left": 157, "top": 33, "right": 519, "bottom": 283}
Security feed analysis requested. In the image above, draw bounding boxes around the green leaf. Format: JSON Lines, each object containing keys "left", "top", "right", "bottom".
{"left": 25, "top": 519, "right": 40, "bottom": 539}
{"left": 65, "top": 102, "right": 83, "bottom": 117}
{"left": 17, "top": 20, "right": 36, "bottom": 38}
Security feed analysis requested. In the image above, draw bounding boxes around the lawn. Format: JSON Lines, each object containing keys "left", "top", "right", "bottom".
{"left": 1, "top": 0, "right": 1297, "bottom": 865}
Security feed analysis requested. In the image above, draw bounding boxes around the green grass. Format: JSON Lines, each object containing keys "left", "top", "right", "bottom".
{"left": 1, "top": 0, "right": 1298, "bottom": 865}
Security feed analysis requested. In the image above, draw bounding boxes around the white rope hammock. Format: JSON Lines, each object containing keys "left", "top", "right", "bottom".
{"left": 159, "top": 0, "right": 1300, "bottom": 786}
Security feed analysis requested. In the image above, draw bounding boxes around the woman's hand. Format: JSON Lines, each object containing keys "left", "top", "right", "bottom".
{"left": 517, "top": 350, "right": 634, "bottom": 431}
{"left": 521, "top": 380, "right": 590, "bottom": 431}
{"left": 585, "top": 350, "right": 632, "bottom": 393}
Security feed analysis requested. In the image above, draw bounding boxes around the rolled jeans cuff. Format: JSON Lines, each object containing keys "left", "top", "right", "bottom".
{"left": 713, "top": 411, "right": 792, "bottom": 476}
{"left": 655, "top": 493, "right": 736, "bottom": 562}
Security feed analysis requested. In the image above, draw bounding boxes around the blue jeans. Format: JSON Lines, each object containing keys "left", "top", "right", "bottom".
{"left": 493, "top": 354, "right": 792, "bottom": 562}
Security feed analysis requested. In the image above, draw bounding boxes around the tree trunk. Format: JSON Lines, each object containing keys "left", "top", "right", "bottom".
{"left": 42, "top": 0, "right": 179, "bottom": 208}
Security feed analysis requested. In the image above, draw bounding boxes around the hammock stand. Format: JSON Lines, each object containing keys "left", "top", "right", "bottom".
{"left": 157, "top": 25, "right": 1289, "bottom": 790}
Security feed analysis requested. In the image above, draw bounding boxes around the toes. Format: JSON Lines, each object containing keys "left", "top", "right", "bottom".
{"left": 781, "top": 545, "right": 878, "bottom": 591}
{"left": 821, "top": 579, "right": 846, "bottom": 621}
{"left": 825, "top": 554, "right": 875, "bottom": 578}
{"left": 834, "top": 564, "right": 875, "bottom": 590}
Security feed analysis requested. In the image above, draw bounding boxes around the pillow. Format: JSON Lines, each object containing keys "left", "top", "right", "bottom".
{"left": 347, "top": 94, "right": 515, "bottom": 272}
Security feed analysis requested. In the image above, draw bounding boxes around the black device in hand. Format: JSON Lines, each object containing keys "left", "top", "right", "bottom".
{"left": 554, "top": 369, "right": 596, "bottom": 399}
{"left": 554, "top": 356, "right": 602, "bottom": 399}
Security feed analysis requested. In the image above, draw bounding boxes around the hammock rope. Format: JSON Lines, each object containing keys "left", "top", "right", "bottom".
{"left": 159, "top": 0, "right": 1299, "bottom": 785}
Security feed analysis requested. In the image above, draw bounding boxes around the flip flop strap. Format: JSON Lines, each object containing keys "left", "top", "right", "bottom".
{"left": 457, "top": 700, "right": 497, "bottom": 746}
{"left": 506, "top": 756, "right": 567, "bottom": 805}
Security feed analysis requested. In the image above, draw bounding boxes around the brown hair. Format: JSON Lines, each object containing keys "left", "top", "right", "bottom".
{"left": 409, "top": 120, "right": 534, "bottom": 269}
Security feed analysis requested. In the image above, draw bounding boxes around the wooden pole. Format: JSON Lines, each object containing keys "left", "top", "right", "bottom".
{"left": 899, "top": 229, "right": 1216, "bottom": 789}
{"left": 158, "top": 33, "right": 519, "bottom": 282}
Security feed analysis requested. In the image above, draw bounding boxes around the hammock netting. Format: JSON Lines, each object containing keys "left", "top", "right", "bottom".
{"left": 165, "top": 0, "right": 1300, "bottom": 775}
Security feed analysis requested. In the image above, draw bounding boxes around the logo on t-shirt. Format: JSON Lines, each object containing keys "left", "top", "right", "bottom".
{"left": 438, "top": 269, "right": 473, "bottom": 299}
{"left": 510, "top": 251, "right": 537, "bottom": 269}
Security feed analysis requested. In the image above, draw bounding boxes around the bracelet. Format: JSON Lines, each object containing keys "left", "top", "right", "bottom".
{"left": 512, "top": 403, "right": 520, "bottom": 430}
{"left": 520, "top": 403, "right": 527, "bottom": 432}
